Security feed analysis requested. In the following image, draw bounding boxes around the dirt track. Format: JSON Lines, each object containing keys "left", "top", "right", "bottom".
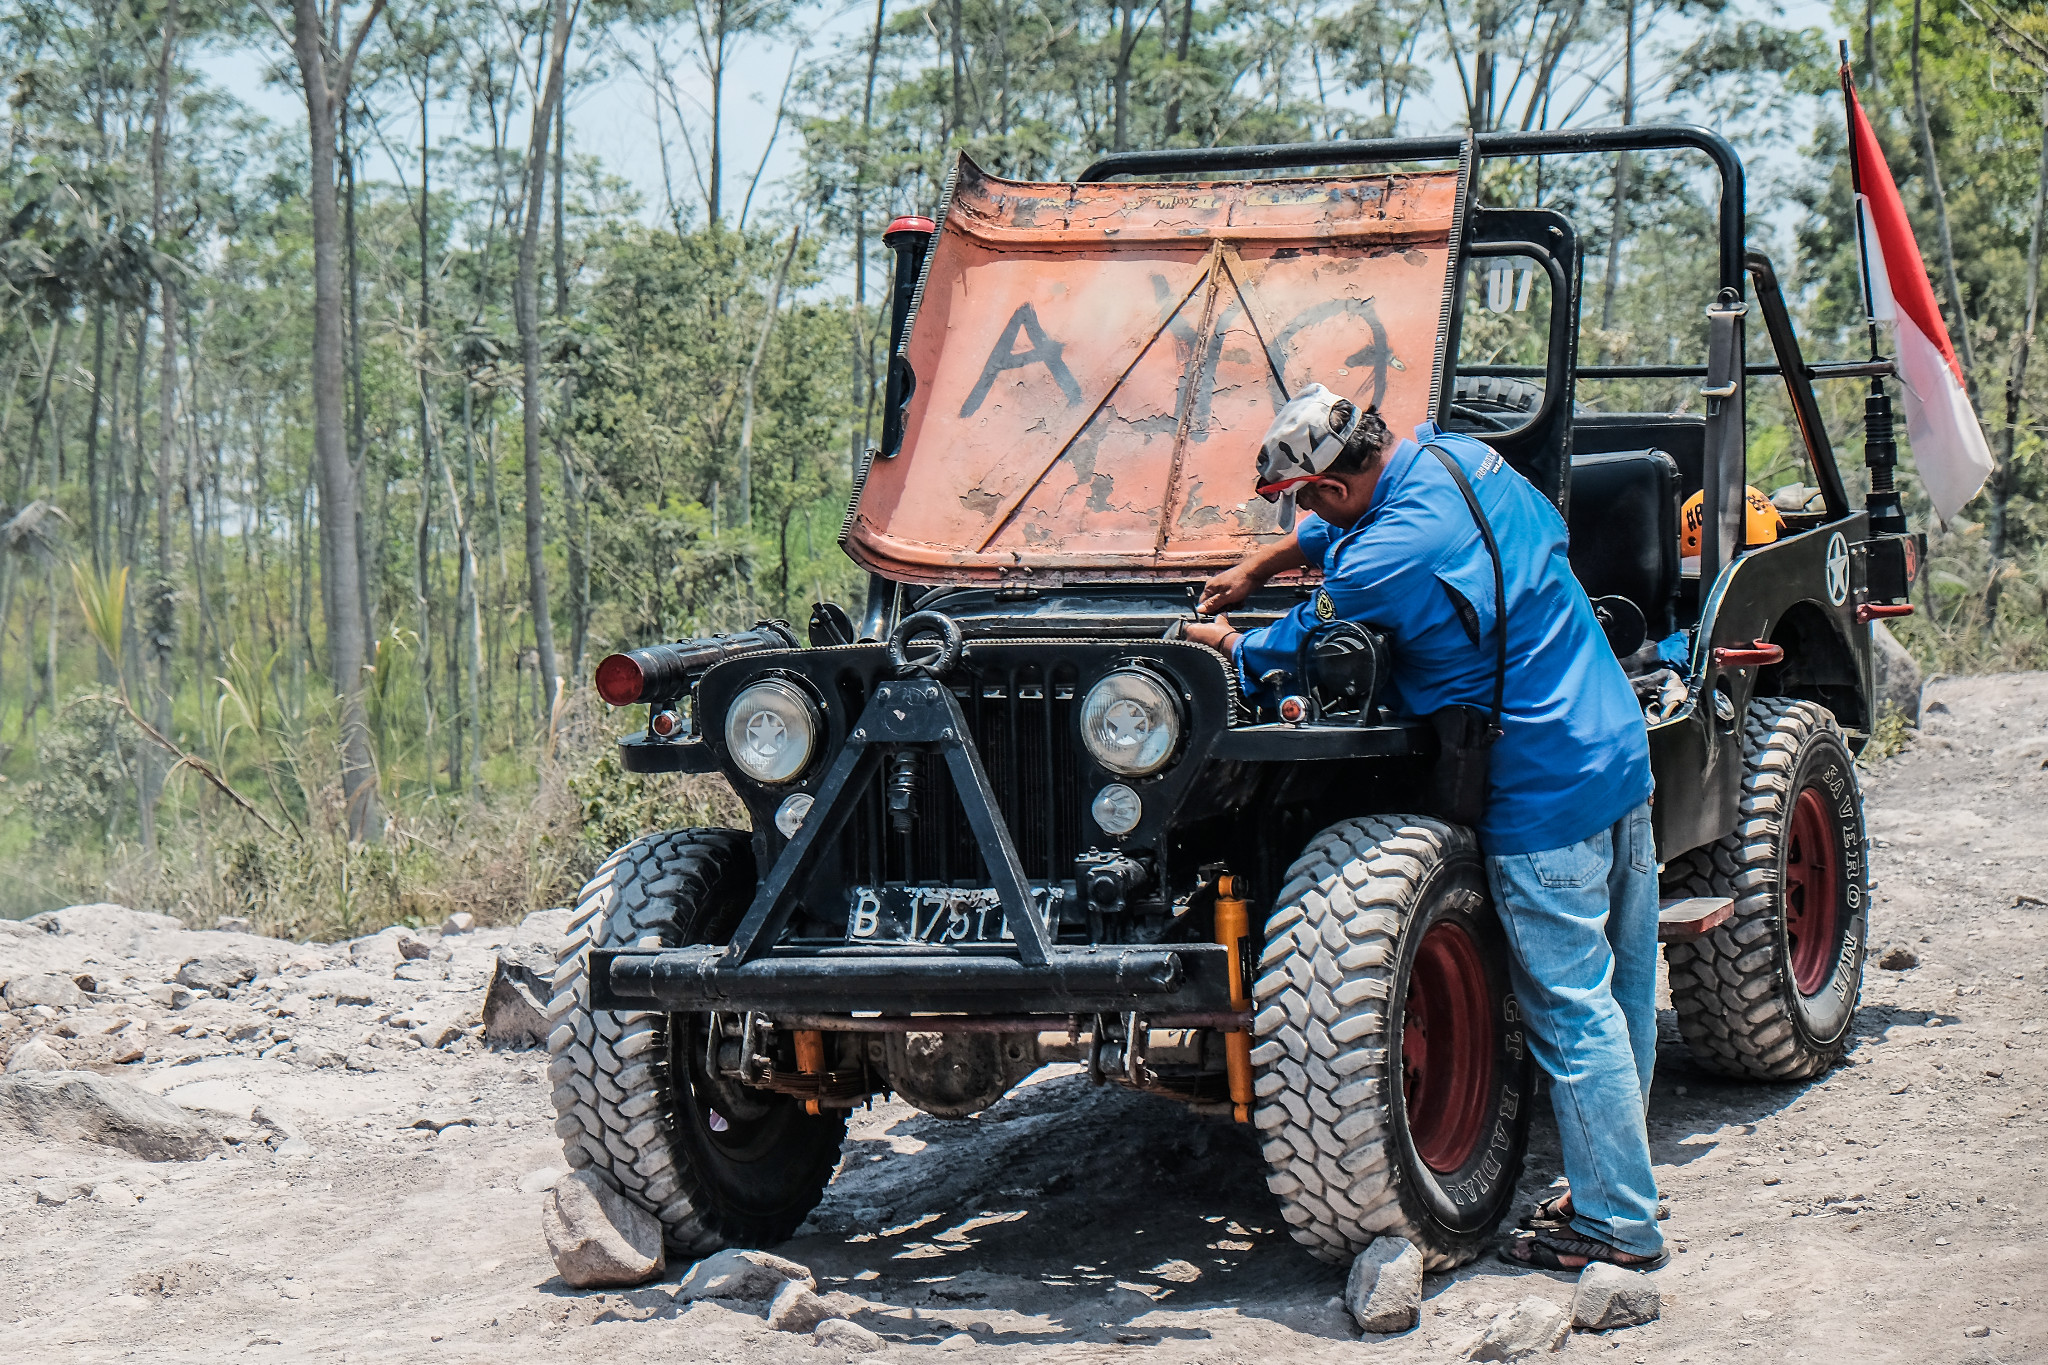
{"left": 3, "top": 672, "right": 2046, "bottom": 1363}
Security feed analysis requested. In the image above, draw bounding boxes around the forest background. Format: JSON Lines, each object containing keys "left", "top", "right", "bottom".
{"left": 1, "top": 0, "right": 2042, "bottom": 932}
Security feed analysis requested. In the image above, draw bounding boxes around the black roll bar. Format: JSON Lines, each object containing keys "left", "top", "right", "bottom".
{"left": 1076, "top": 126, "right": 1747, "bottom": 298}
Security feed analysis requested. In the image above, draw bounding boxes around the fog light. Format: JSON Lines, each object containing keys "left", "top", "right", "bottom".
{"left": 1091, "top": 783, "right": 1142, "bottom": 836}
{"left": 774, "top": 792, "right": 814, "bottom": 838}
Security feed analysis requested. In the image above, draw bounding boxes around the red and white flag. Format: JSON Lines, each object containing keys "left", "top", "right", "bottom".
{"left": 1843, "top": 69, "right": 1992, "bottom": 523}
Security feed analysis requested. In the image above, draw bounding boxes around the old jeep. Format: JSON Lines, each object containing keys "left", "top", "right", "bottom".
{"left": 550, "top": 127, "right": 1918, "bottom": 1269}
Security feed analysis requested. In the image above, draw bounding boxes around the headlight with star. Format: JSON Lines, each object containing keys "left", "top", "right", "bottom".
{"left": 724, "top": 679, "right": 819, "bottom": 784}
{"left": 1079, "top": 669, "right": 1182, "bottom": 777}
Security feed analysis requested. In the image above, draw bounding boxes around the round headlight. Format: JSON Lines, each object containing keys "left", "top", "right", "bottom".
{"left": 1080, "top": 669, "right": 1182, "bottom": 776}
{"left": 724, "top": 679, "right": 819, "bottom": 784}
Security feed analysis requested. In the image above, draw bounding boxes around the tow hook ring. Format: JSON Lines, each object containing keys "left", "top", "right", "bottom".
{"left": 889, "top": 610, "right": 965, "bottom": 676}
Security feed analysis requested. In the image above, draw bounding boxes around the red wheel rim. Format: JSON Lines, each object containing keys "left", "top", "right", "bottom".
{"left": 1401, "top": 919, "right": 1494, "bottom": 1174}
{"left": 1784, "top": 786, "right": 1841, "bottom": 995}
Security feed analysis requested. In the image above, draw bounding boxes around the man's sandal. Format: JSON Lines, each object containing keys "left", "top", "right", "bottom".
{"left": 1518, "top": 1192, "right": 1573, "bottom": 1230}
{"left": 1498, "top": 1229, "right": 1670, "bottom": 1272}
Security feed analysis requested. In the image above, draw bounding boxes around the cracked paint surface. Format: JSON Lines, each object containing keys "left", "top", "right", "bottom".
{"left": 846, "top": 154, "right": 1458, "bottom": 584}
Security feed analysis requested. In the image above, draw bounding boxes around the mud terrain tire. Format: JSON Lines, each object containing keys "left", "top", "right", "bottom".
{"left": 1251, "top": 816, "right": 1533, "bottom": 1270}
{"left": 547, "top": 828, "right": 845, "bottom": 1254}
{"left": 1663, "top": 698, "right": 1869, "bottom": 1081}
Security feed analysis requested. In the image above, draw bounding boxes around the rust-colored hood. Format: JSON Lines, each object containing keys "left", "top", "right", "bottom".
{"left": 844, "top": 155, "right": 1462, "bottom": 585}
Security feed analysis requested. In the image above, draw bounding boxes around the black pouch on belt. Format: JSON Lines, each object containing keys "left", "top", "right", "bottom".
{"left": 1422, "top": 444, "right": 1507, "bottom": 829}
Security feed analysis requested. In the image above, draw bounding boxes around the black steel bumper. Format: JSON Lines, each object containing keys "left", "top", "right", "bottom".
{"left": 591, "top": 943, "right": 1238, "bottom": 1016}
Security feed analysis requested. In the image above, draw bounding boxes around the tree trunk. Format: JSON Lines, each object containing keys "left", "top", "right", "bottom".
{"left": 1599, "top": 0, "right": 1635, "bottom": 350}
{"left": 1988, "top": 87, "right": 2048, "bottom": 614}
{"left": 289, "top": 0, "right": 385, "bottom": 841}
{"left": 739, "top": 225, "right": 803, "bottom": 532}
{"left": 517, "top": 0, "right": 575, "bottom": 730}
{"left": 145, "top": 1, "right": 179, "bottom": 856}
{"left": 552, "top": 92, "right": 588, "bottom": 680}
{"left": 1164, "top": 0, "right": 1192, "bottom": 139}
{"left": 709, "top": 2, "right": 725, "bottom": 226}
{"left": 1910, "top": 0, "right": 1978, "bottom": 398}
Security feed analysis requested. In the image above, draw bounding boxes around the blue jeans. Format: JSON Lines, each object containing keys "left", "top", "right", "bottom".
{"left": 1485, "top": 801, "right": 1663, "bottom": 1256}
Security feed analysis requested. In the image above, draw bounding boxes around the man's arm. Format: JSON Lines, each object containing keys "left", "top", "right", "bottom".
{"left": 1198, "top": 531, "right": 1308, "bottom": 614}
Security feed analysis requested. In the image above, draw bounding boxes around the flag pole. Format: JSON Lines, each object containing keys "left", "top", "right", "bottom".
{"left": 1841, "top": 39, "right": 1910, "bottom": 535}
{"left": 1841, "top": 41, "right": 1886, "bottom": 365}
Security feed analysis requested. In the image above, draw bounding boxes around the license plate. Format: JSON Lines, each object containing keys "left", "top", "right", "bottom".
{"left": 847, "top": 884, "right": 1065, "bottom": 944}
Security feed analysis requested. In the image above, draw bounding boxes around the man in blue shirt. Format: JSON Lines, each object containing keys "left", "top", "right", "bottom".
{"left": 1186, "top": 386, "right": 1665, "bottom": 1270}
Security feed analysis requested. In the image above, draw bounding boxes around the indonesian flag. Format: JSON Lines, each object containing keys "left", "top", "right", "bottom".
{"left": 1843, "top": 70, "right": 1993, "bottom": 523}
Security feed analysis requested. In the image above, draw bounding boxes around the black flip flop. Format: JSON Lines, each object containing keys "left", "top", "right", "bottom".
{"left": 1498, "top": 1229, "right": 1670, "bottom": 1273}
{"left": 1518, "top": 1192, "right": 1573, "bottom": 1231}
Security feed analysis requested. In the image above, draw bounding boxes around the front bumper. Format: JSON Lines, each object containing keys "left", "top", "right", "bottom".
{"left": 591, "top": 942, "right": 1238, "bottom": 1016}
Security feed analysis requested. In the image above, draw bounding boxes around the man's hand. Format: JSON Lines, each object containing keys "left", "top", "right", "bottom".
{"left": 1198, "top": 564, "right": 1259, "bottom": 615}
{"left": 1183, "top": 614, "right": 1240, "bottom": 652}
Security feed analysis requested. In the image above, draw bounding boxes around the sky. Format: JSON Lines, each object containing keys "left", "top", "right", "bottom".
{"left": 208, "top": 0, "right": 1845, "bottom": 295}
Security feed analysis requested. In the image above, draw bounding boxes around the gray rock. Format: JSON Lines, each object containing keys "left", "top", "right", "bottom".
{"left": 33, "top": 1177, "right": 70, "bottom": 1205}
{"left": 396, "top": 932, "right": 434, "bottom": 961}
{"left": 541, "top": 1169, "right": 665, "bottom": 1289}
{"left": 6, "top": 1037, "right": 67, "bottom": 1072}
{"left": 214, "top": 917, "right": 253, "bottom": 933}
{"left": 482, "top": 955, "right": 552, "bottom": 1048}
{"left": 145, "top": 983, "right": 195, "bottom": 1010}
{"left": 441, "top": 912, "right": 476, "bottom": 934}
{"left": 407, "top": 1020, "right": 462, "bottom": 1050}
{"left": 0, "top": 1072, "right": 216, "bottom": 1160}
{"left": 1572, "top": 1262, "right": 1661, "bottom": 1331}
{"left": 1468, "top": 1297, "right": 1570, "bottom": 1360}
{"left": 1871, "top": 622, "right": 1922, "bottom": 726}
{"left": 3, "top": 973, "right": 84, "bottom": 1009}
{"left": 813, "top": 1318, "right": 886, "bottom": 1353}
{"left": 675, "top": 1247, "right": 816, "bottom": 1303}
{"left": 1878, "top": 944, "right": 1920, "bottom": 971}
{"left": 299, "top": 969, "right": 380, "bottom": 1005}
{"left": 176, "top": 954, "right": 259, "bottom": 996}
{"left": 766, "top": 1280, "right": 835, "bottom": 1333}
{"left": 1345, "top": 1236, "right": 1422, "bottom": 1333}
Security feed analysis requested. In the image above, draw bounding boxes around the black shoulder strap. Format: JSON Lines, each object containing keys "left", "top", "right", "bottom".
{"left": 1424, "top": 443, "right": 1507, "bottom": 730}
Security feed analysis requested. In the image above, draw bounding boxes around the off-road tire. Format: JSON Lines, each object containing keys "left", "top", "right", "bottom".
{"left": 1663, "top": 698, "right": 1869, "bottom": 1081}
{"left": 547, "top": 828, "right": 845, "bottom": 1254}
{"left": 1251, "top": 816, "right": 1533, "bottom": 1270}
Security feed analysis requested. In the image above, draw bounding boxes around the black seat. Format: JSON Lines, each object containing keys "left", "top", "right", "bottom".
{"left": 1568, "top": 449, "right": 1681, "bottom": 638}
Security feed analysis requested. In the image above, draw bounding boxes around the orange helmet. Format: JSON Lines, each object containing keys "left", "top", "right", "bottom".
{"left": 1682, "top": 486, "right": 1782, "bottom": 556}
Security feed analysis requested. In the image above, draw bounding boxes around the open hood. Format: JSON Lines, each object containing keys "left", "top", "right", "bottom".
{"left": 844, "top": 155, "right": 1465, "bottom": 585}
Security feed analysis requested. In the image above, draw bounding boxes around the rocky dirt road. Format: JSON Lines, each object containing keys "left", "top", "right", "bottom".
{"left": 2, "top": 673, "right": 2045, "bottom": 1364}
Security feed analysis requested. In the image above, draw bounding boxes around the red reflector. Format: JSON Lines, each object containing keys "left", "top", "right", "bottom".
{"left": 594, "top": 653, "right": 644, "bottom": 706}
{"left": 1278, "top": 696, "right": 1310, "bottom": 724}
{"left": 650, "top": 708, "right": 681, "bottom": 737}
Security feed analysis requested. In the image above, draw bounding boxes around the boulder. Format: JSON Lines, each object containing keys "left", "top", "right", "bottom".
{"left": 407, "top": 1020, "right": 462, "bottom": 1050}
{"left": 28, "top": 903, "right": 183, "bottom": 936}
{"left": 214, "top": 917, "right": 254, "bottom": 933}
{"left": 1878, "top": 944, "right": 1920, "bottom": 971}
{"left": 1468, "top": 1297, "right": 1570, "bottom": 1360}
{"left": 1572, "top": 1263, "right": 1661, "bottom": 1331}
{"left": 482, "top": 955, "right": 553, "bottom": 1048}
{"left": 441, "top": 912, "right": 476, "bottom": 934}
{"left": 675, "top": 1248, "right": 815, "bottom": 1303}
{"left": 1345, "top": 1236, "right": 1422, "bottom": 1333}
{"left": 4, "top": 973, "right": 85, "bottom": 1009}
{"left": 1871, "top": 622, "right": 1922, "bottom": 726}
{"left": 145, "top": 983, "right": 196, "bottom": 1010}
{"left": 813, "top": 1318, "right": 886, "bottom": 1353}
{"left": 176, "top": 954, "right": 260, "bottom": 996}
{"left": 298, "top": 969, "right": 380, "bottom": 1006}
{"left": 766, "top": 1280, "right": 835, "bottom": 1333}
{"left": 541, "top": 1170, "right": 665, "bottom": 1289}
{"left": 6, "top": 1037, "right": 67, "bottom": 1072}
{"left": 0, "top": 1072, "right": 216, "bottom": 1160}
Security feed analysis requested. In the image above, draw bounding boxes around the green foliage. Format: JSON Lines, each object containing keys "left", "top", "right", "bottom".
{"left": 15, "top": 696, "right": 139, "bottom": 845}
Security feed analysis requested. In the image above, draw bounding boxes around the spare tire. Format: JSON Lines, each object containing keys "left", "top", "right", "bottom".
{"left": 1444, "top": 376, "right": 1544, "bottom": 436}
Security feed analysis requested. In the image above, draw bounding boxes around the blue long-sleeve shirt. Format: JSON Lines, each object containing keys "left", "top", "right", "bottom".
{"left": 1234, "top": 424, "right": 1653, "bottom": 855}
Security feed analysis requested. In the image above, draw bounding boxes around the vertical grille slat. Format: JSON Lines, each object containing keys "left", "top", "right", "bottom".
{"left": 840, "top": 661, "right": 1084, "bottom": 898}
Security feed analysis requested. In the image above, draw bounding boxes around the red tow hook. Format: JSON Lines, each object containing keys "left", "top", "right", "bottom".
{"left": 1711, "top": 639, "right": 1784, "bottom": 670}
{"left": 1855, "top": 602, "right": 1914, "bottom": 623}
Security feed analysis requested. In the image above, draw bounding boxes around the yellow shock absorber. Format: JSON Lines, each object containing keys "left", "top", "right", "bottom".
{"left": 1214, "top": 875, "right": 1254, "bottom": 1124}
{"left": 794, "top": 1028, "right": 826, "bottom": 1116}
